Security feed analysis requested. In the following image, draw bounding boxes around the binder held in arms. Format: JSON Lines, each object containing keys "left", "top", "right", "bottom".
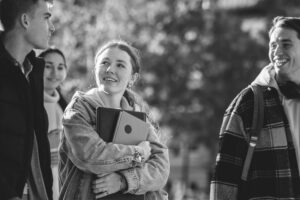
{"left": 241, "top": 85, "right": 264, "bottom": 181}
{"left": 113, "top": 111, "right": 149, "bottom": 145}
{"left": 96, "top": 107, "right": 146, "bottom": 142}
{"left": 96, "top": 107, "right": 147, "bottom": 200}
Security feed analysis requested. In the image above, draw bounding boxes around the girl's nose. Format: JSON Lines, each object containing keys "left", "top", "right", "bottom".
{"left": 50, "top": 68, "right": 57, "bottom": 76}
{"left": 106, "top": 64, "right": 115, "bottom": 73}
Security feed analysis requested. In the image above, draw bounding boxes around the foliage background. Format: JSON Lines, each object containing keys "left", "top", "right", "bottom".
{"left": 50, "top": 0, "right": 300, "bottom": 199}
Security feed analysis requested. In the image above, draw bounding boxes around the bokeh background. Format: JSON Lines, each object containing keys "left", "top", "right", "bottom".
{"left": 47, "top": 0, "right": 300, "bottom": 199}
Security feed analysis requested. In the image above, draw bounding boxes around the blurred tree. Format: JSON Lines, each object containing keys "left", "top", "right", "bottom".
{"left": 132, "top": 0, "right": 268, "bottom": 148}
{"left": 50, "top": 0, "right": 300, "bottom": 152}
{"left": 49, "top": 0, "right": 300, "bottom": 191}
{"left": 50, "top": 0, "right": 268, "bottom": 147}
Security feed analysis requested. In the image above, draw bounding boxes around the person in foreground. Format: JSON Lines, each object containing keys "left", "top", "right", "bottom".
{"left": 210, "top": 16, "right": 300, "bottom": 199}
{"left": 39, "top": 48, "right": 68, "bottom": 200}
{"left": 59, "top": 40, "right": 170, "bottom": 200}
{"left": 0, "top": 0, "right": 55, "bottom": 199}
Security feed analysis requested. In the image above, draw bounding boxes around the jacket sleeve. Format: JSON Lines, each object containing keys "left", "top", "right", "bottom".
{"left": 210, "top": 89, "right": 251, "bottom": 200}
{"left": 119, "top": 125, "right": 170, "bottom": 194}
{"left": 61, "top": 97, "right": 147, "bottom": 174}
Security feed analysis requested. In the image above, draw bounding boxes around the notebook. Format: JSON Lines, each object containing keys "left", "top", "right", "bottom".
{"left": 96, "top": 107, "right": 146, "bottom": 200}
{"left": 96, "top": 107, "right": 146, "bottom": 142}
{"left": 113, "top": 111, "right": 149, "bottom": 145}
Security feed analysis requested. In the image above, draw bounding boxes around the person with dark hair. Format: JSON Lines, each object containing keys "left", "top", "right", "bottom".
{"left": 39, "top": 48, "right": 68, "bottom": 200}
{"left": 0, "top": 0, "right": 55, "bottom": 199}
{"left": 59, "top": 40, "right": 170, "bottom": 199}
{"left": 39, "top": 48, "right": 68, "bottom": 109}
{"left": 210, "top": 16, "right": 300, "bottom": 199}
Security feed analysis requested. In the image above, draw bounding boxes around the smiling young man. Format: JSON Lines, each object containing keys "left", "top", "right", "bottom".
{"left": 210, "top": 16, "right": 300, "bottom": 199}
{"left": 0, "top": 0, "right": 55, "bottom": 199}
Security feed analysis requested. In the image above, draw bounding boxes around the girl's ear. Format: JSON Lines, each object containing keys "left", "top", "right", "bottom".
{"left": 131, "top": 73, "right": 139, "bottom": 83}
{"left": 128, "top": 73, "right": 139, "bottom": 89}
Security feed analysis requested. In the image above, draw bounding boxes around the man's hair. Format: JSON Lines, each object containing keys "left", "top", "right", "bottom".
{"left": 269, "top": 16, "right": 300, "bottom": 39}
{"left": 0, "top": 0, "right": 51, "bottom": 32}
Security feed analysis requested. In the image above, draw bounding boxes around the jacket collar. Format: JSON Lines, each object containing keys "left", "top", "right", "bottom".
{"left": 252, "top": 64, "right": 277, "bottom": 88}
{"left": 0, "top": 33, "right": 45, "bottom": 76}
{"left": 252, "top": 64, "right": 300, "bottom": 100}
{"left": 0, "top": 34, "right": 20, "bottom": 68}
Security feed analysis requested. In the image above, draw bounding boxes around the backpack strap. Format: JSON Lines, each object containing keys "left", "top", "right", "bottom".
{"left": 241, "top": 85, "right": 264, "bottom": 181}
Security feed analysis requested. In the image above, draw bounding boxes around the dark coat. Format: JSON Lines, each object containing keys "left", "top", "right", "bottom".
{"left": 0, "top": 41, "right": 53, "bottom": 199}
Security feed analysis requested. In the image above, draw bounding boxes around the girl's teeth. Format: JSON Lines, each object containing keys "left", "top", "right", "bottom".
{"left": 105, "top": 78, "right": 116, "bottom": 81}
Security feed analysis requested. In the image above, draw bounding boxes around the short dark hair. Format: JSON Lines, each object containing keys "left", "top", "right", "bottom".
{"left": 0, "top": 0, "right": 51, "bottom": 32}
{"left": 95, "top": 40, "right": 142, "bottom": 74}
{"left": 269, "top": 16, "right": 300, "bottom": 39}
{"left": 39, "top": 47, "right": 67, "bottom": 68}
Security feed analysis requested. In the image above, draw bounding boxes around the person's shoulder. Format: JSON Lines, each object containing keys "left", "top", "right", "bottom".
{"left": 67, "top": 88, "right": 101, "bottom": 110}
{"left": 69, "top": 90, "right": 87, "bottom": 104}
{"left": 226, "top": 85, "right": 270, "bottom": 118}
{"left": 232, "top": 86, "right": 254, "bottom": 104}
{"left": 225, "top": 86, "right": 255, "bottom": 115}
{"left": 235, "top": 85, "right": 269, "bottom": 103}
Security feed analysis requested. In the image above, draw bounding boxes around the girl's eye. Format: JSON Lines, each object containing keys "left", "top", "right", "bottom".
{"left": 117, "top": 63, "right": 125, "bottom": 68}
{"left": 58, "top": 66, "right": 64, "bottom": 71}
{"left": 45, "top": 64, "right": 52, "bottom": 69}
{"left": 101, "top": 61, "right": 109, "bottom": 66}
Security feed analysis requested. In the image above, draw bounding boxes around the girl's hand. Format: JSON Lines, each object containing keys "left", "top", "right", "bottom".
{"left": 92, "top": 173, "right": 124, "bottom": 198}
{"left": 137, "top": 141, "right": 151, "bottom": 161}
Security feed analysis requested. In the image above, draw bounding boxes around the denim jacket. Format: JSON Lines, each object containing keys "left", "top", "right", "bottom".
{"left": 58, "top": 88, "right": 170, "bottom": 200}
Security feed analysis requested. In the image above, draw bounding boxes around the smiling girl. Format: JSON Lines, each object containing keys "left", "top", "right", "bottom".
{"left": 39, "top": 48, "right": 68, "bottom": 200}
{"left": 59, "top": 40, "right": 169, "bottom": 200}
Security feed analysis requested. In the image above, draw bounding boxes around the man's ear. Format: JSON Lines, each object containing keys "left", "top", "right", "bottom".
{"left": 20, "top": 14, "right": 30, "bottom": 29}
